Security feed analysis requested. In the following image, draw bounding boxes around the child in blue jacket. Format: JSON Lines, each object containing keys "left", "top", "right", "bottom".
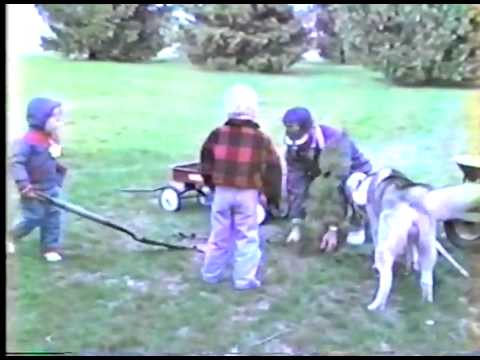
{"left": 8, "top": 97, "right": 67, "bottom": 262}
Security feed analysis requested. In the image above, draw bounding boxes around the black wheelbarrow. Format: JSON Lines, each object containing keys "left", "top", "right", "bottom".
{"left": 444, "top": 155, "right": 480, "bottom": 249}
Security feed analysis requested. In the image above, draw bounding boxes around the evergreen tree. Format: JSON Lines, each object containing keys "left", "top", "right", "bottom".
{"left": 179, "top": 4, "right": 309, "bottom": 73}
{"left": 314, "top": 4, "right": 346, "bottom": 63}
{"left": 333, "top": 4, "right": 480, "bottom": 85}
{"left": 36, "top": 4, "right": 174, "bottom": 62}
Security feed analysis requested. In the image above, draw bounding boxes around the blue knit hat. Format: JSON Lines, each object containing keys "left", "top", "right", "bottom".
{"left": 26, "top": 97, "right": 62, "bottom": 130}
{"left": 282, "top": 107, "right": 313, "bottom": 130}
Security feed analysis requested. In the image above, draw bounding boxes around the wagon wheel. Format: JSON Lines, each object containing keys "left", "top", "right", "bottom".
{"left": 444, "top": 220, "right": 480, "bottom": 250}
{"left": 159, "top": 187, "right": 181, "bottom": 212}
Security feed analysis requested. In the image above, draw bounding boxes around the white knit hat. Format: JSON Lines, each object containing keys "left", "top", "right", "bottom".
{"left": 224, "top": 84, "right": 259, "bottom": 121}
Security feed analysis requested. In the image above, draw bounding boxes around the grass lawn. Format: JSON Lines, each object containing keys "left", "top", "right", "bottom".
{"left": 6, "top": 54, "right": 479, "bottom": 355}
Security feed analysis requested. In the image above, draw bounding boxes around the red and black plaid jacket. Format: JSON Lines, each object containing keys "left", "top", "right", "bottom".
{"left": 200, "top": 119, "right": 282, "bottom": 204}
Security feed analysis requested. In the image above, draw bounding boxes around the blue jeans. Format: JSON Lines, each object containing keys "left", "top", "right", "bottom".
{"left": 286, "top": 167, "right": 311, "bottom": 220}
{"left": 10, "top": 187, "right": 64, "bottom": 253}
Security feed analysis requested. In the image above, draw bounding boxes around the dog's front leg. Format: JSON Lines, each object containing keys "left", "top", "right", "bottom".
{"left": 417, "top": 225, "right": 438, "bottom": 303}
{"left": 368, "top": 210, "right": 398, "bottom": 311}
{"left": 419, "top": 249, "right": 436, "bottom": 303}
{"left": 420, "top": 270, "right": 434, "bottom": 303}
{"left": 368, "top": 250, "right": 394, "bottom": 311}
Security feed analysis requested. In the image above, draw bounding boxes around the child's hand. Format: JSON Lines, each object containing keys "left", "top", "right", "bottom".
{"left": 320, "top": 226, "right": 338, "bottom": 252}
{"left": 20, "top": 185, "right": 38, "bottom": 199}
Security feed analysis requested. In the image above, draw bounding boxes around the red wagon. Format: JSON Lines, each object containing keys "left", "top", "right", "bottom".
{"left": 158, "top": 162, "right": 212, "bottom": 212}
{"left": 122, "top": 162, "right": 271, "bottom": 225}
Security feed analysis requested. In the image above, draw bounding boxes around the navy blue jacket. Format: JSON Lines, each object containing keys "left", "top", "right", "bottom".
{"left": 10, "top": 98, "right": 66, "bottom": 192}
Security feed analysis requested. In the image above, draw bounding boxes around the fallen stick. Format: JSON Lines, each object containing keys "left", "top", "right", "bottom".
{"left": 36, "top": 192, "right": 200, "bottom": 251}
{"left": 248, "top": 329, "right": 294, "bottom": 348}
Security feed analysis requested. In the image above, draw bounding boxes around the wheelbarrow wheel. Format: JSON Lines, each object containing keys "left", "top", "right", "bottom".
{"left": 444, "top": 220, "right": 480, "bottom": 250}
{"left": 159, "top": 187, "right": 181, "bottom": 212}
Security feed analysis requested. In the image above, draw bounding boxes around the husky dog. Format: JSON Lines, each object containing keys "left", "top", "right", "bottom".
{"left": 345, "top": 169, "right": 479, "bottom": 311}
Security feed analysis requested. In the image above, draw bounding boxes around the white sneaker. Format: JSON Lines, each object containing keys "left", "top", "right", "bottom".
{"left": 44, "top": 252, "right": 63, "bottom": 262}
{"left": 7, "top": 242, "right": 15, "bottom": 254}
{"left": 347, "top": 229, "right": 365, "bottom": 245}
{"left": 234, "top": 278, "right": 261, "bottom": 291}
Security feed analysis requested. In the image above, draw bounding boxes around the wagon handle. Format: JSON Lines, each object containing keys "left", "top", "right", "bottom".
{"left": 116, "top": 186, "right": 169, "bottom": 193}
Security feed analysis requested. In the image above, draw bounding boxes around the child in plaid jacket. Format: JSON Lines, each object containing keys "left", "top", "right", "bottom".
{"left": 200, "top": 85, "right": 282, "bottom": 290}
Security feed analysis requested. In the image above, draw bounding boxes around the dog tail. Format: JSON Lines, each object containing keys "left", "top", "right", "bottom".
{"left": 421, "top": 183, "right": 480, "bottom": 222}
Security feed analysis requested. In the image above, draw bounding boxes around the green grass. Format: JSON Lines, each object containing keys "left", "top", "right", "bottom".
{"left": 6, "top": 54, "right": 478, "bottom": 355}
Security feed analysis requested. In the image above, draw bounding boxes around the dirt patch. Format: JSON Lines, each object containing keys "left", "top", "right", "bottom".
{"left": 260, "top": 224, "right": 288, "bottom": 244}
{"left": 231, "top": 308, "right": 259, "bottom": 323}
{"left": 59, "top": 271, "right": 105, "bottom": 286}
{"left": 150, "top": 272, "right": 191, "bottom": 297}
{"left": 57, "top": 271, "right": 150, "bottom": 294}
